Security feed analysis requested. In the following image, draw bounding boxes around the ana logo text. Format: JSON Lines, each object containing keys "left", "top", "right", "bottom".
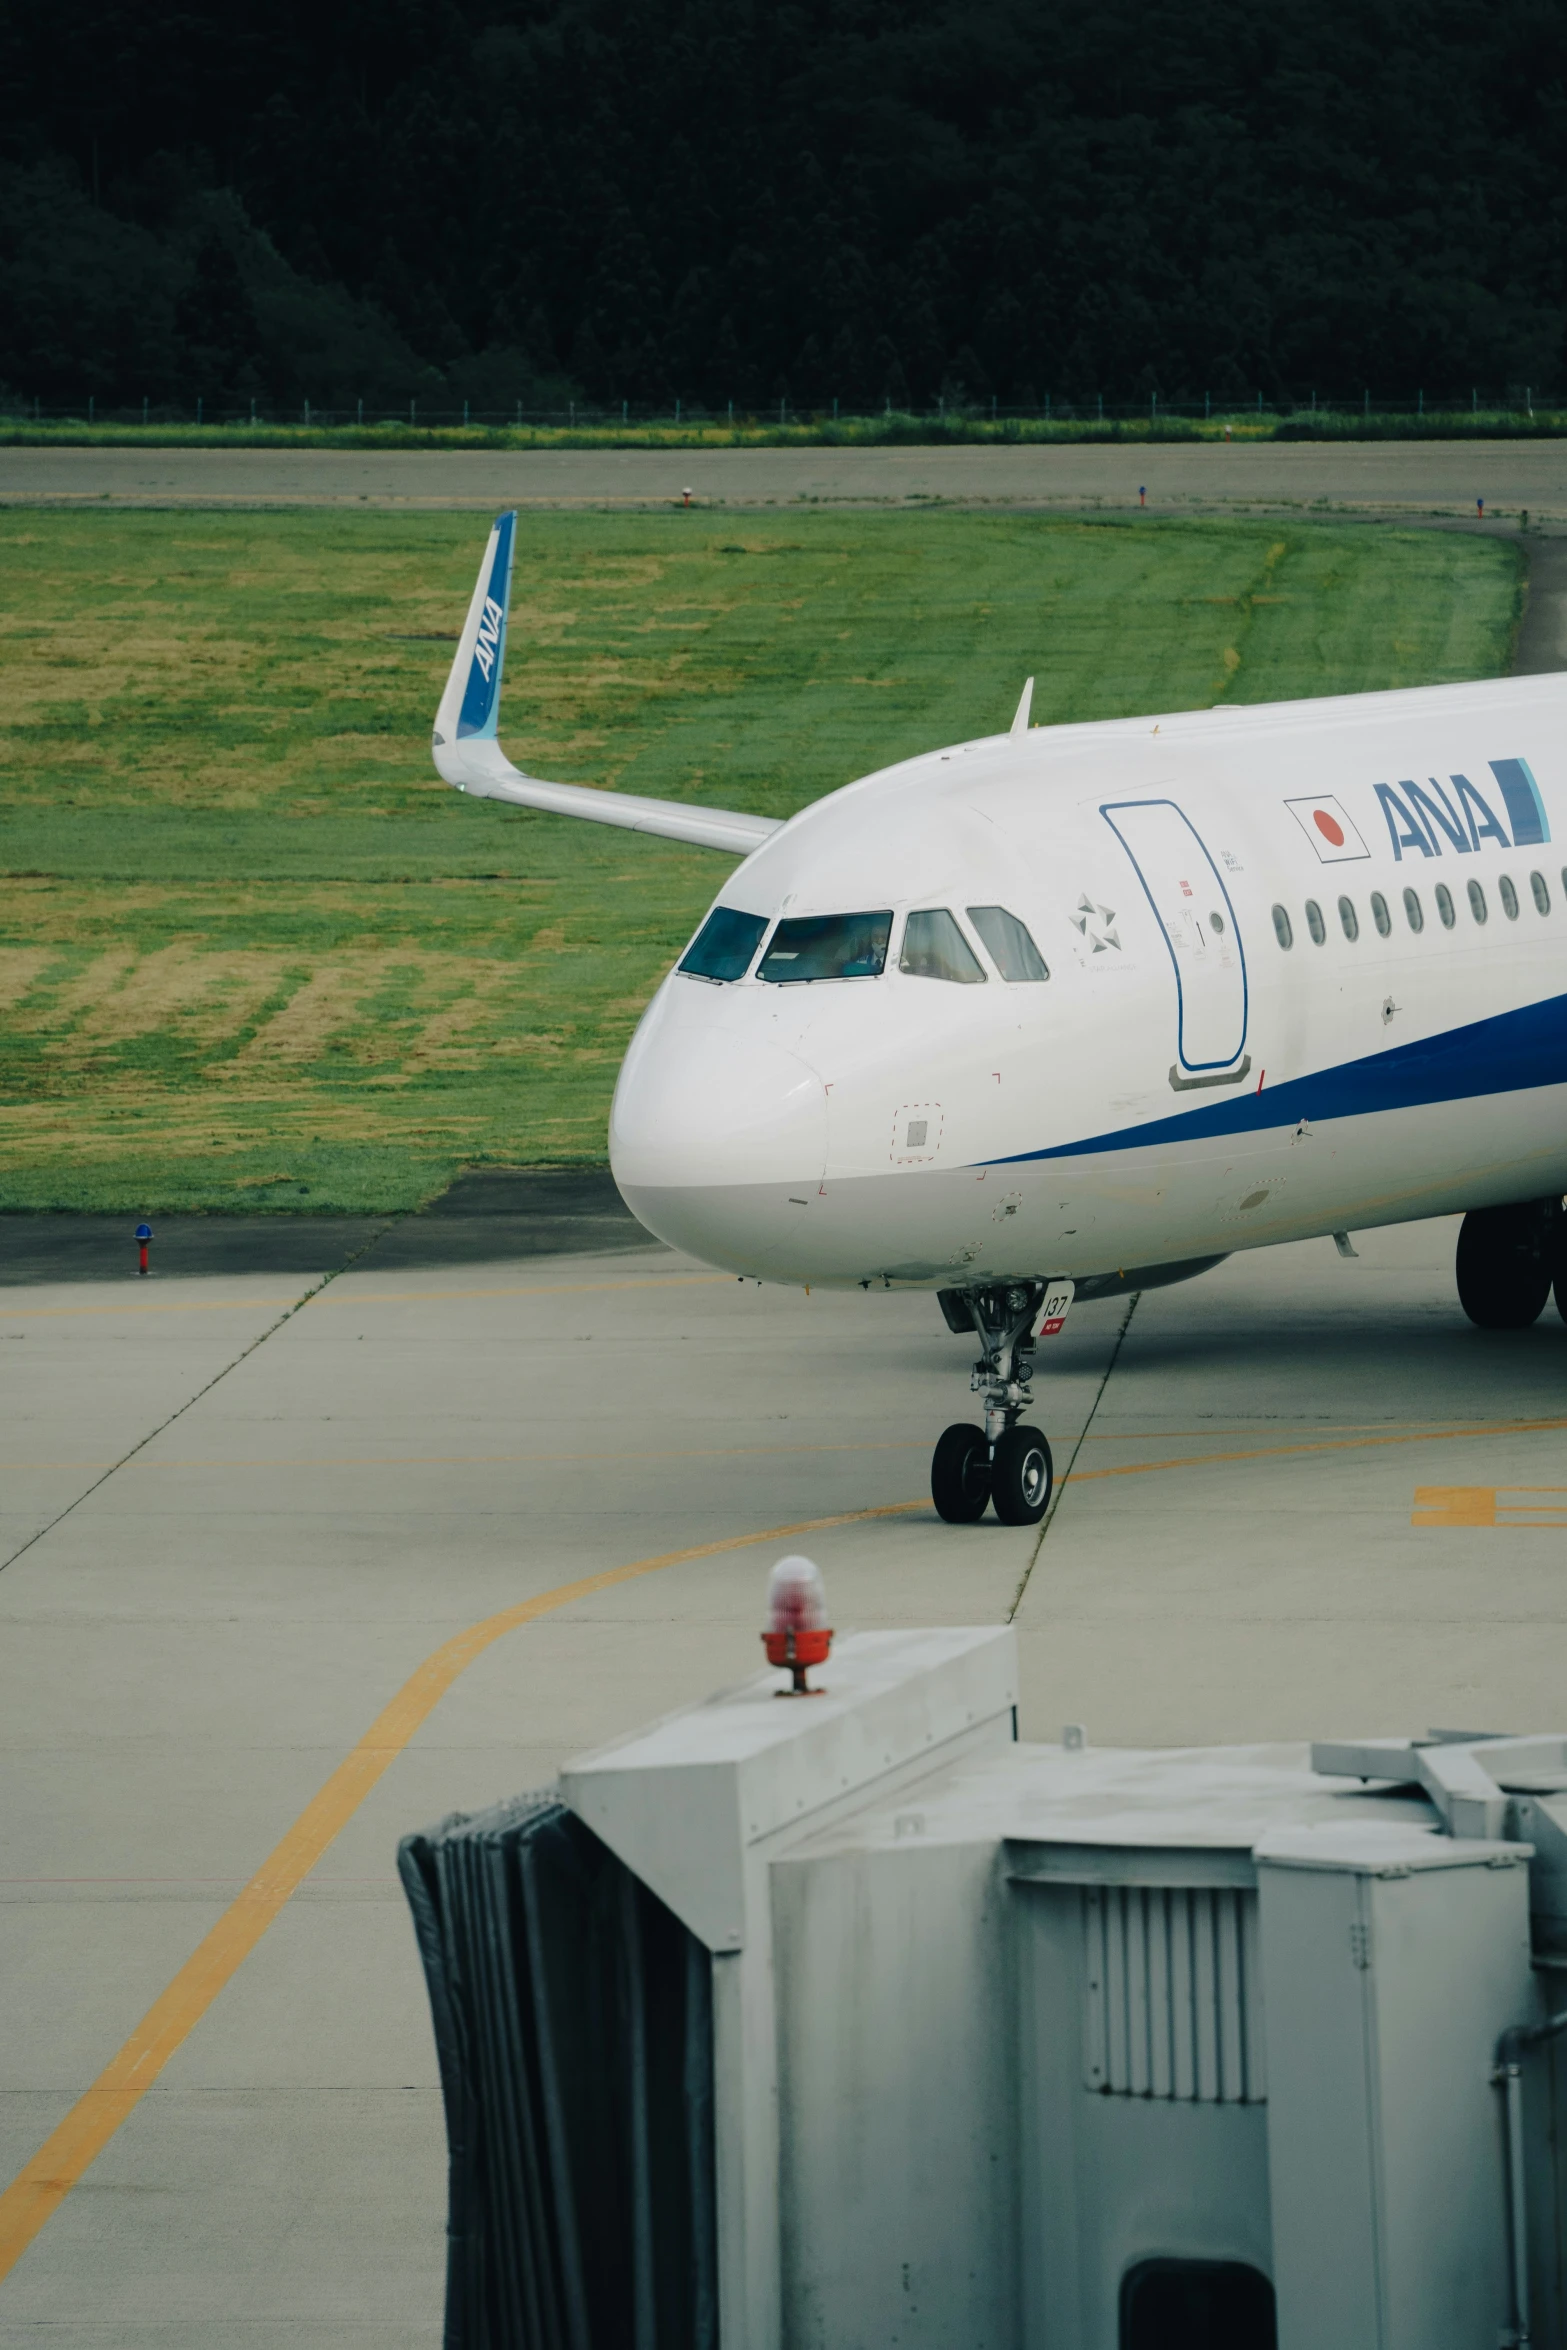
{"left": 1373, "top": 758, "right": 1549, "bottom": 862}
{"left": 472, "top": 595, "right": 504, "bottom": 685}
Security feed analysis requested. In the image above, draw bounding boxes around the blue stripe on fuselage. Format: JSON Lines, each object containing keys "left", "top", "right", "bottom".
{"left": 990, "top": 988, "right": 1567, "bottom": 1164}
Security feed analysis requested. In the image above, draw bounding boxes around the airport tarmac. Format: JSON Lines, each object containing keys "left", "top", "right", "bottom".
{"left": 4, "top": 440, "right": 1567, "bottom": 2335}
{"left": 2, "top": 1205, "right": 1565, "bottom": 2342}
{"left": 2, "top": 437, "right": 1566, "bottom": 519}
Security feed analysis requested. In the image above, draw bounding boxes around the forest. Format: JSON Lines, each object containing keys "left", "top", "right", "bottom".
{"left": 1, "top": 0, "right": 1563, "bottom": 415}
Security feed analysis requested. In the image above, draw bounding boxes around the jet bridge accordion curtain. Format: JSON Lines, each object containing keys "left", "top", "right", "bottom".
{"left": 397, "top": 1793, "right": 718, "bottom": 2350}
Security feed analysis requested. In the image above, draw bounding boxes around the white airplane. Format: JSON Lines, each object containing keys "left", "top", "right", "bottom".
{"left": 435, "top": 511, "right": 1567, "bottom": 1526}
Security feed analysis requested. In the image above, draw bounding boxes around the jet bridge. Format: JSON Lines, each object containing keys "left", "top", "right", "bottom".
{"left": 402, "top": 1631, "right": 1567, "bottom": 2350}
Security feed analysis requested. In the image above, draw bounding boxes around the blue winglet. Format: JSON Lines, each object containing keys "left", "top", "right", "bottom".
{"left": 455, "top": 512, "right": 516, "bottom": 740}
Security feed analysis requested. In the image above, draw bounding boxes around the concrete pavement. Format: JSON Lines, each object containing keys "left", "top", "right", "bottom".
{"left": 2, "top": 1210, "right": 1565, "bottom": 2340}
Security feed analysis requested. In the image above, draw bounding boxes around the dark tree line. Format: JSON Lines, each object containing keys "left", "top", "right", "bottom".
{"left": 2, "top": 0, "right": 1564, "bottom": 412}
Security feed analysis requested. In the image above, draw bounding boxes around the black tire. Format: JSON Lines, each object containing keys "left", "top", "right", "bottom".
{"left": 991, "top": 1425, "right": 1054, "bottom": 1526}
{"left": 1456, "top": 1204, "right": 1553, "bottom": 1330}
{"left": 932, "top": 1423, "right": 991, "bottom": 1523}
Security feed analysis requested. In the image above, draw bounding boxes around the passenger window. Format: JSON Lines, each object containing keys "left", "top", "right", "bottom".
{"left": 967, "top": 904, "right": 1049, "bottom": 981}
{"left": 1338, "top": 896, "right": 1359, "bottom": 941}
{"left": 679, "top": 905, "right": 769, "bottom": 982}
{"left": 1271, "top": 904, "right": 1293, "bottom": 949}
{"left": 1305, "top": 898, "right": 1326, "bottom": 945}
{"left": 758, "top": 910, "right": 892, "bottom": 982}
{"left": 1532, "top": 871, "right": 1551, "bottom": 915}
{"left": 1500, "top": 875, "right": 1520, "bottom": 920}
{"left": 1468, "top": 879, "right": 1488, "bottom": 924}
{"left": 1403, "top": 887, "right": 1424, "bottom": 933}
{"left": 1370, "top": 891, "right": 1391, "bottom": 937}
{"left": 1436, "top": 882, "right": 1456, "bottom": 929}
{"left": 900, "top": 908, "right": 986, "bottom": 983}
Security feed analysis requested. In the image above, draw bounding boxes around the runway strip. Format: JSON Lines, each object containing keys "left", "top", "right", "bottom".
{"left": 0, "top": 1498, "right": 924, "bottom": 2285}
{"left": 2, "top": 441, "right": 1563, "bottom": 516}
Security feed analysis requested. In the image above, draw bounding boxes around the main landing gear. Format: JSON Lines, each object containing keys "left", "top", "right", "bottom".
{"left": 931, "top": 1284, "right": 1055, "bottom": 1526}
{"left": 1456, "top": 1198, "right": 1566, "bottom": 1329}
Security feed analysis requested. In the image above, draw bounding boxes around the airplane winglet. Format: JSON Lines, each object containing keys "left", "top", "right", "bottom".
{"left": 1011, "top": 676, "right": 1035, "bottom": 735}
{"left": 433, "top": 512, "right": 516, "bottom": 750}
{"left": 432, "top": 513, "right": 779, "bottom": 855}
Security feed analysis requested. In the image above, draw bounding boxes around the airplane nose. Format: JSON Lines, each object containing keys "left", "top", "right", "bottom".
{"left": 609, "top": 1023, "right": 826, "bottom": 1193}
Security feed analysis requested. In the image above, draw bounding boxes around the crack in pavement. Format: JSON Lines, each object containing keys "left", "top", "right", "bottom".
{"left": 0, "top": 1227, "right": 401, "bottom": 1578}
{"left": 1007, "top": 1292, "right": 1140, "bottom": 1623}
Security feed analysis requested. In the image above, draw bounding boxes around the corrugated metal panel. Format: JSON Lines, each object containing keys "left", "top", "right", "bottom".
{"left": 1082, "top": 1885, "right": 1266, "bottom": 2103}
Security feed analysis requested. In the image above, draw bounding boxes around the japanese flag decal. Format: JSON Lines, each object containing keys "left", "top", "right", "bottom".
{"left": 1283, "top": 795, "right": 1371, "bottom": 861}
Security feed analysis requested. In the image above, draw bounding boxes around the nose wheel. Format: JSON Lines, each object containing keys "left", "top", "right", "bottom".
{"left": 930, "top": 1422, "right": 1054, "bottom": 1525}
{"left": 931, "top": 1424, "right": 991, "bottom": 1522}
{"left": 992, "top": 1424, "right": 1053, "bottom": 1524}
{"left": 930, "top": 1283, "right": 1057, "bottom": 1526}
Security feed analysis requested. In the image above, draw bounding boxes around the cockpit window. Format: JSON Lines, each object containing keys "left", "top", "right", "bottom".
{"left": 757, "top": 910, "right": 892, "bottom": 982}
{"left": 900, "top": 907, "right": 986, "bottom": 983}
{"left": 679, "top": 905, "right": 768, "bottom": 981}
{"left": 966, "top": 904, "right": 1049, "bottom": 982}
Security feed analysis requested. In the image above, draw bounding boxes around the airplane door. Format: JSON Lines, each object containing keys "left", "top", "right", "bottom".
{"left": 1101, "top": 800, "right": 1248, "bottom": 1077}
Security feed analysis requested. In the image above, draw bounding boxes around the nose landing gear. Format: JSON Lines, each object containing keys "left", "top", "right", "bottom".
{"left": 931, "top": 1284, "right": 1055, "bottom": 1526}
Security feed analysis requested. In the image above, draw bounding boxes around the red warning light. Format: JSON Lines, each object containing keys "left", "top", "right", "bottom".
{"left": 763, "top": 1555, "right": 832, "bottom": 1695}
{"left": 1313, "top": 809, "right": 1346, "bottom": 847}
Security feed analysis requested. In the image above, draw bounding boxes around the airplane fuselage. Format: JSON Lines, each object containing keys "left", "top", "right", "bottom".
{"left": 610, "top": 673, "right": 1567, "bottom": 1293}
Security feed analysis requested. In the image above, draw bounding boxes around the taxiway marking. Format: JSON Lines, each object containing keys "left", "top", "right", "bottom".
{"left": 1064, "top": 1415, "right": 1567, "bottom": 1488}
{"left": 0, "top": 1498, "right": 921, "bottom": 2284}
{"left": 1412, "top": 1485, "right": 1567, "bottom": 1528}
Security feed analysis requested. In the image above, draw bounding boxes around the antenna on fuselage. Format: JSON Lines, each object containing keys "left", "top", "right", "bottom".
{"left": 1010, "top": 676, "right": 1034, "bottom": 735}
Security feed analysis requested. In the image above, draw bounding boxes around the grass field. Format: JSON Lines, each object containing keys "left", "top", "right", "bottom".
{"left": 0, "top": 509, "right": 1521, "bottom": 1213}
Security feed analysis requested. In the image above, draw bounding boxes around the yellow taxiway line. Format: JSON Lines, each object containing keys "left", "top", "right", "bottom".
{"left": 1064, "top": 1413, "right": 1567, "bottom": 1487}
{"left": 0, "top": 1497, "right": 920, "bottom": 2284}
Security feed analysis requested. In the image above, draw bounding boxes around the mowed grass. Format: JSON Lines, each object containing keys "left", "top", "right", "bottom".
{"left": 0, "top": 509, "right": 1520, "bottom": 1212}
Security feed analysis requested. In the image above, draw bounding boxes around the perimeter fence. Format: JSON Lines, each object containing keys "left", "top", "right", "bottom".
{"left": 1, "top": 390, "right": 1564, "bottom": 436}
